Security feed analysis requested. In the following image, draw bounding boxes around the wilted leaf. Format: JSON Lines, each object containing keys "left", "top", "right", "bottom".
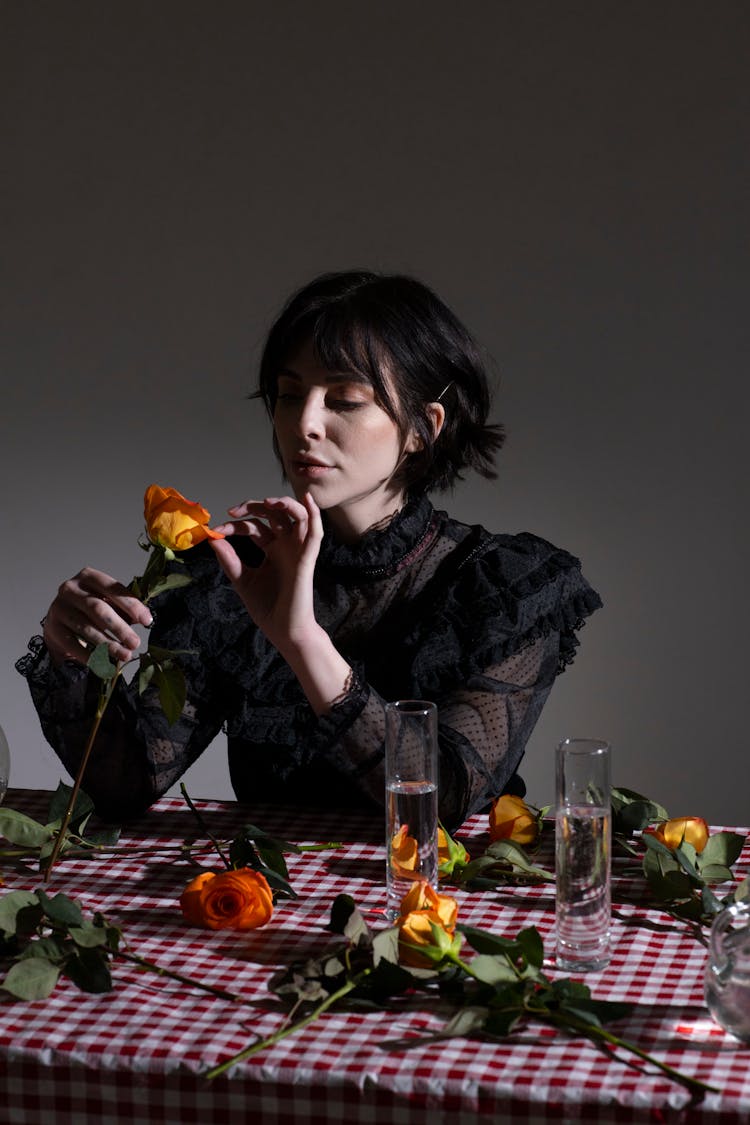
{"left": 0, "top": 809, "right": 52, "bottom": 848}
{"left": 329, "top": 894, "right": 358, "bottom": 935}
{"left": 1, "top": 957, "right": 61, "bottom": 1000}
{"left": 441, "top": 1006, "right": 488, "bottom": 1037}
{"left": 68, "top": 924, "right": 110, "bottom": 949}
{"left": 0, "top": 891, "right": 40, "bottom": 936}
{"left": 36, "top": 890, "right": 84, "bottom": 928}
{"left": 372, "top": 926, "right": 400, "bottom": 967}
{"left": 65, "top": 947, "right": 112, "bottom": 993}
{"left": 699, "top": 832, "right": 746, "bottom": 869}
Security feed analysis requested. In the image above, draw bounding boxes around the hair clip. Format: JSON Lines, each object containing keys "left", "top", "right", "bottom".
{"left": 436, "top": 382, "right": 454, "bottom": 402}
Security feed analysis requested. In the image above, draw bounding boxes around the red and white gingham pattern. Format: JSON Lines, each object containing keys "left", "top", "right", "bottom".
{"left": 1, "top": 790, "right": 748, "bottom": 1124}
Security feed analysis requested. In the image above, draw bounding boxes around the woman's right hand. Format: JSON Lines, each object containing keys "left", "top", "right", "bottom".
{"left": 43, "top": 568, "right": 153, "bottom": 667}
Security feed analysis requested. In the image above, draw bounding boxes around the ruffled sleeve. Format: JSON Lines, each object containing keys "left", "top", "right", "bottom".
{"left": 409, "top": 530, "right": 602, "bottom": 696}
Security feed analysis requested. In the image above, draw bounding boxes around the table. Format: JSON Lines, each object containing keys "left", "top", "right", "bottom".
{"left": 0, "top": 789, "right": 749, "bottom": 1125}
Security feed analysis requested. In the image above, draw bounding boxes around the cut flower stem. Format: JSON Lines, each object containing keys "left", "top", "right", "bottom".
{"left": 43, "top": 666, "right": 123, "bottom": 882}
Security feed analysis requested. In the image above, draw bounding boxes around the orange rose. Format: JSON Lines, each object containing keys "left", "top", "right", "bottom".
{"left": 645, "top": 816, "right": 710, "bottom": 854}
{"left": 144, "top": 484, "right": 224, "bottom": 552}
{"left": 396, "top": 882, "right": 460, "bottom": 968}
{"left": 489, "top": 794, "right": 539, "bottom": 847}
{"left": 390, "top": 824, "right": 419, "bottom": 879}
{"left": 180, "top": 868, "right": 273, "bottom": 930}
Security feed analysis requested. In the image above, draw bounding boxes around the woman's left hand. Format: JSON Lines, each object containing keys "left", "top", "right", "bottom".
{"left": 210, "top": 492, "right": 323, "bottom": 654}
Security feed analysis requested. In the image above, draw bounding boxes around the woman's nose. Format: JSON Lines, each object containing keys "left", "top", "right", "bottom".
{"left": 296, "top": 393, "right": 325, "bottom": 439}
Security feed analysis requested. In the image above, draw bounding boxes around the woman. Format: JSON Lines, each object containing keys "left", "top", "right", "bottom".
{"left": 17, "top": 270, "right": 602, "bottom": 830}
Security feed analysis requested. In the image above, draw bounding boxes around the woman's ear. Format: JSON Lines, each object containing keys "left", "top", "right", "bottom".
{"left": 404, "top": 403, "right": 446, "bottom": 453}
{"left": 426, "top": 401, "right": 446, "bottom": 440}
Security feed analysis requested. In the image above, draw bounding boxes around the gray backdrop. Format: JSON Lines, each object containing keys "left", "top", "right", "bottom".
{"left": 2, "top": 1, "right": 747, "bottom": 822}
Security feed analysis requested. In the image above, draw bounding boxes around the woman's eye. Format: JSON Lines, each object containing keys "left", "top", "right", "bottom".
{"left": 328, "top": 399, "right": 365, "bottom": 412}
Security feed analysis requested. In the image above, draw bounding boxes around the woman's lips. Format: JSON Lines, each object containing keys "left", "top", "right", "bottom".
{"left": 290, "top": 459, "right": 334, "bottom": 479}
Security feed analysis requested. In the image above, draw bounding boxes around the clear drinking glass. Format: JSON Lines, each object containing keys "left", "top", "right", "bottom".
{"left": 705, "top": 898, "right": 750, "bottom": 1043}
{"left": 385, "top": 700, "right": 438, "bottom": 921}
{"left": 0, "top": 723, "right": 10, "bottom": 805}
{"left": 555, "top": 737, "right": 611, "bottom": 971}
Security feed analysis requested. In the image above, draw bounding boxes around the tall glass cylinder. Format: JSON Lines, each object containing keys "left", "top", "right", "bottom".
{"left": 385, "top": 701, "right": 438, "bottom": 921}
{"left": 555, "top": 737, "right": 611, "bottom": 971}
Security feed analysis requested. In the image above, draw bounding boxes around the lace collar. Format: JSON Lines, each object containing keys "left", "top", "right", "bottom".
{"left": 318, "top": 493, "right": 437, "bottom": 578}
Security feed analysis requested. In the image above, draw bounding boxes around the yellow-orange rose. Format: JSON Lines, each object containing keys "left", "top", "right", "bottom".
{"left": 396, "top": 882, "right": 460, "bottom": 968}
{"left": 390, "top": 824, "right": 419, "bottom": 879}
{"left": 646, "top": 816, "right": 710, "bottom": 854}
{"left": 489, "top": 794, "right": 539, "bottom": 846}
{"left": 144, "top": 484, "right": 224, "bottom": 552}
{"left": 179, "top": 868, "right": 274, "bottom": 930}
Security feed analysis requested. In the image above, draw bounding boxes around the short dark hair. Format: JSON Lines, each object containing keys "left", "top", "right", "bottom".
{"left": 257, "top": 270, "right": 505, "bottom": 494}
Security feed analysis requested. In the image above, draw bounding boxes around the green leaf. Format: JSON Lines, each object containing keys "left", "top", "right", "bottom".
{"left": 144, "top": 573, "right": 193, "bottom": 599}
{"left": 19, "top": 935, "right": 67, "bottom": 963}
{"left": 1, "top": 957, "right": 61, "bottom": 1000}
{"left": 154, "top": 664, "right": 186, "bottom": 725}
{"left": 458, "top": 925, "right": 526, "bottom": 957}
{"left": 84, "top": 826, "right": 122, "bottom": 847}
{"left": 699, "top": 832, "right": 746, "bottom": 869}
{"left": 87, "top": 643, "right": 118, "bottom": 680}
{"left": 483, "top": 1007, "right": 522, "bottom": 1038}
{"left": 616, "top": 801, "right": 658, "bottom": 834}
{"left": 580, "top": 998, "right": 632, "bottom": 1024}
{"left": 702, "top": 886, "right": 723, "bottom": 915}
{"left": 467, "top": 954, "right": 519, "bottom": 985}
{"left": 441, "top": 1006, "right": 489, "bottom": 1037}
{"left": 734, "top": 877, "right": 750, "bottom": 904}
{"left": 552, "top": 978, "right": 591, "bottom": 1001}
{"left": 0, "top": 891, "right": 40, "bottom": 935}
{"left": 329, "top": 894, "right": 358, "bottom": 934}
{"left": 36, "top": 890, "right": 84, "bottom": 928}
{"left": 47, "top": 781, "right": 94, "bottom": 827}
{"left": 517, "top": 927, "right": 545, "bottom": 969}
{"left": 253, "top": 864, "right": 298, "bottom": 900}
{"left": 0, "top": 808, "right": 52, "bottom": 848}
{"left": 68, "top": 924, "right": 109, "bottom": 949}
{"left": 698, "top": 864, "right": 735, "bottom": 884}
{"left": 611, "top": 787, "right": 669, "bottom": 821}
{"left": 138, "top": 661, "right": 156, "bottom": 694}
{"left": 65, "top": 948, "right": 113, "bottom": 993}
{"left": 254, "top": 840, "right": 291, "bottom": 882}
{"left": 372, "top": 926, "right": 400, "bottom": 967}
{"left": 642, "top": 832, "right": 677, "bottom": 861}
{"left": 363, "top": 957, "right": 417, "bottom": 1000}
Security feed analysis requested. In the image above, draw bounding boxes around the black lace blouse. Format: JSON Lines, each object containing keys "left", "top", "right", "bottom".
{"left": 16, "top": 495, "right": 602, "bottom": 830}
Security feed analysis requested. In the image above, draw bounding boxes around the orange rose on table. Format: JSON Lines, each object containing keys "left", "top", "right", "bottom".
{"left": 180, "top": 868, "right": 274, "bottom": 930}
{"left": 489, "top": 794, "right": 539, "bottom": 847}
{"left": 645, "top": 816, "right": 710, "bottom": 854}
{"left": 144, "top": 484, "right": 224, "bottom": 552}
{"left": 396, "top": 881, "right": 460, "bottom": 967}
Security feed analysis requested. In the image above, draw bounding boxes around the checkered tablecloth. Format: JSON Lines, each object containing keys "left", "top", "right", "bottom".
{"left": 1, "top": 789, "right": 748, "bottom": 1125}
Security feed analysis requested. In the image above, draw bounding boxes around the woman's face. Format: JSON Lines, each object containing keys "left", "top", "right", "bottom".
{"left": 272, "top": 338, "right": 417, "bottom": 540}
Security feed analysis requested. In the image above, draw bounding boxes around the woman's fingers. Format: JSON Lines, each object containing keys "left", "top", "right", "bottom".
{"left": 216, "top": 497, "right": 309, "bottom": 544}
{"left": 210, "top": 538, "right": 245, "bottom": 583}
{"left": 44, "top": 568, "right": 151, "bottom": 665}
